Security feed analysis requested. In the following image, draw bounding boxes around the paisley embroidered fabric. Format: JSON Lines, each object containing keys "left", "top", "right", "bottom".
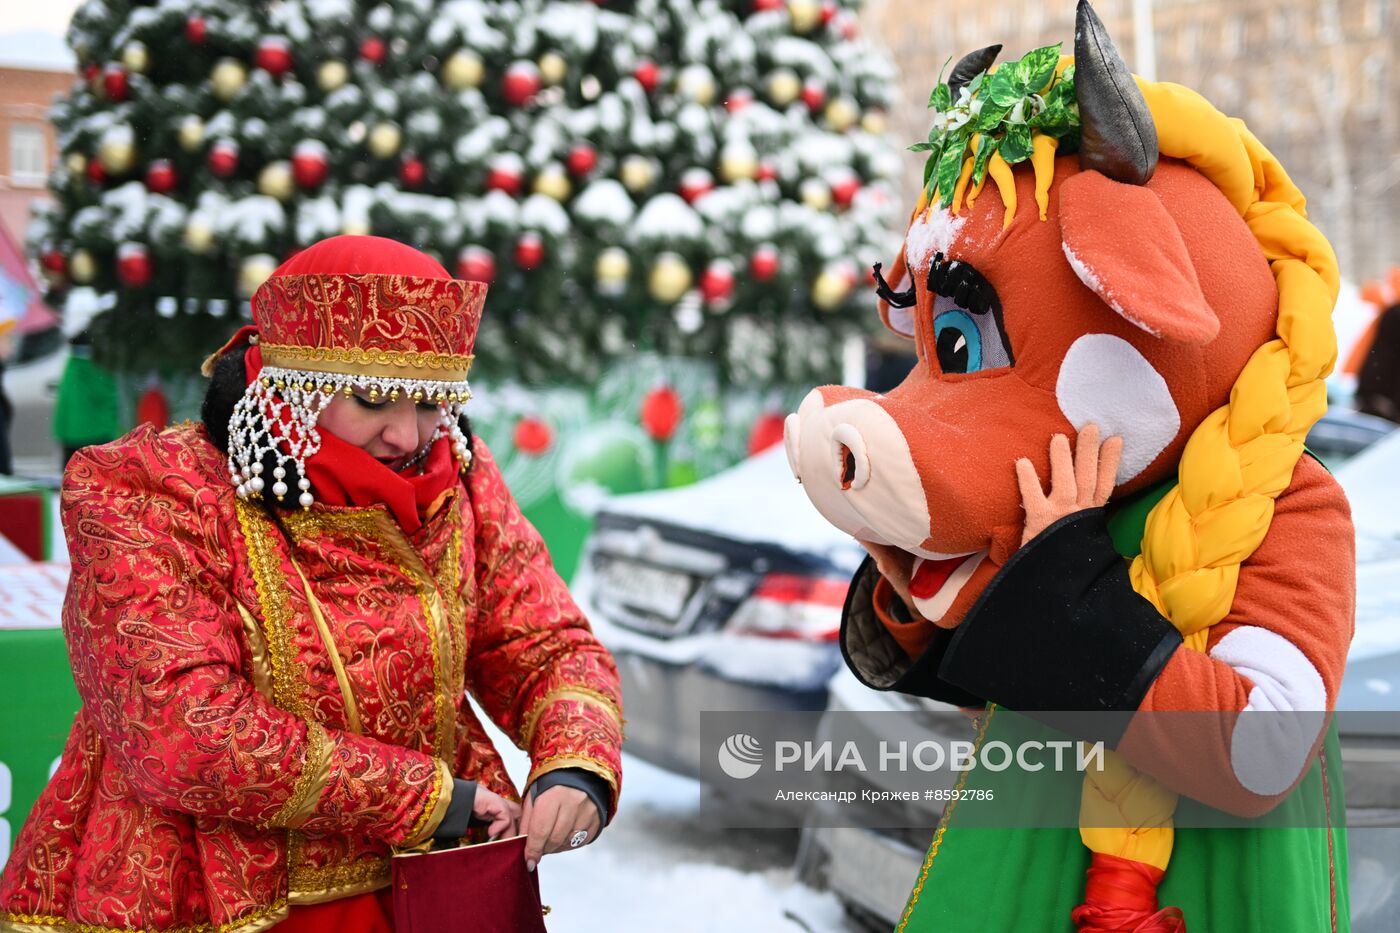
{"left": 0, "top": 423, "right": 623, "bottom": 933}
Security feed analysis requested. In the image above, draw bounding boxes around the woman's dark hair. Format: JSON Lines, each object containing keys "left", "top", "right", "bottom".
{"left": 199, "top": 341, "right": 475, "bottom": 503}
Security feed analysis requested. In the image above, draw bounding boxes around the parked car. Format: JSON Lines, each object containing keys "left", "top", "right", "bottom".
{"left": 797, "top": 411, "right": 1400, "bottom": 932}
{"left": 572, "top": 444, "right": 864, "bottom": 778}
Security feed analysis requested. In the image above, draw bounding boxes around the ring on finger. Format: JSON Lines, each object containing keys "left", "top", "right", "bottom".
{"left": 568, "top": 830, "right": 588, "bottom": 848}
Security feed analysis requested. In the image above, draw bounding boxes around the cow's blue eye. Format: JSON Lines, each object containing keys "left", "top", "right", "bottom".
{"left": 933, "top": 310, "right": 982, "bottom": 374}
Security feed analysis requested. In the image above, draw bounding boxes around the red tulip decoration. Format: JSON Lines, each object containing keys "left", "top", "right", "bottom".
{"left": 513, "top": 416, "right": 554, "bottom": 456}
{"left": 640, "top": 385, "right": 684, "bottom": 442}
{"left": 748, "top": 411, "right": 787, "bottom": 455}
{"left": 136, "top": 381, "right": 170, "bottom": 429}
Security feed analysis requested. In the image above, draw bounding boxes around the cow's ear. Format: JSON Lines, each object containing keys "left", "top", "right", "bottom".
{"left": 1058, "top": 169, "right": 1219, "bottom": 346}
{"left": 876, "top": 244, "right": 917, "bottom": 341}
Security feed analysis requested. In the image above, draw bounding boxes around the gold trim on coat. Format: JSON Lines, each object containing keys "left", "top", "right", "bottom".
{"left": 267, "top": 720, "right": 333, "bottom": 830}
{"left": 286, "top": 557, "right": 363, "bottom": 734}
{"left": 520, "top": 687, "right": 625, "bottom": 748}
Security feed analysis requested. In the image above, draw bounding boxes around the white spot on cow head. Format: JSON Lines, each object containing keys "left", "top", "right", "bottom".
{"left": 1055, "top": 334, "right": 1180, "bottom": 485}
{"left": 905, "top": 210, "right": 967, "bottom": 272}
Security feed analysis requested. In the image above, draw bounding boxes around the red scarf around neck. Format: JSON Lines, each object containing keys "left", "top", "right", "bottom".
{"left": 240, "top": 332, "right": 460, "bottom": 534}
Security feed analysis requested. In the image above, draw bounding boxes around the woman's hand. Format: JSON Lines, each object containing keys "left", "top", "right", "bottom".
{"left": 521, "top": 785, "right": 602, "bottom": 872}
{"left": 1015, "top": 424, "right": 1122, "bottom": 546}
{"left": 471, "top": 786, "right": 521, "bottom": 840}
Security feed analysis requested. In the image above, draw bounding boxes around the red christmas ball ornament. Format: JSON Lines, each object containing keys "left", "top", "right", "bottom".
{"left": 399, "top": 155, "right": 426, "bottom": 188}
{"left": 208, "top": 139, "right": 239, "bottom": 177}
{"left": 819, "top": 1, "right": 839, "bottom": 25}
{"left": 678, "top": 168, "right": 714, "bottom": 204}
{"left": 102, "top": 65, "right": 129, "bottom": 101}
{"left": 633, "top": 60, "right": 660, "bottom": 92}
{"left": 255, "top": 37, "right": 294, "bottom": 77}
{"left": 83, "top": 62, "right": 100, "bottom": 83}
{"left": 486, "top": 157, "right": 524, "bottom": 196}
{"left": 359, "top": 36, "right": 386, "bottom": 65}
{"left": 724, "top": 89, "right": 753, "bottom": 112}
{"left": 831, "top": 174, "right": 861, "bottom": 208}
{"left": 640, "top": 385, "right": 684, "bottom": 442}
{"left": 185, "top": 15, "right": 207, "bottom": 45}
{"left": 750, "top": 244, "right": 780, "bottom": 282}
{"left": 40, "top": 249, "right": 66, "bottom": 277}
{"left": 755, "top": 160, "right": 779, "bottom": 182}
{"left": 456, "top": 245, "right": 495, "bottom": 283}
{"left": 514, "top": 232, "right": 545, "bottom": 270}
{"left": 752, "top": 0, "right": 784, "bottom": 11}
{"left": 502, "top": 61, "right": 542, "bottom": 107}
{"left": 801, "top": 80, "right": 826, "bottom": 111}
{"left": 566, "top": 142, "right": 598, "bottom": 177}
{"left": 699, "top": 261, "right": 736, "bottom": 306}
{"left": 513, "top": 416, "right": 554, "bottom": 456}
{"left": 136, "top": 382, "right": 170, "bottom": 429}
{"left": 144, "top": 159, "right": 178, "bottom": 194}
{"left": 292, "top": 139, "right": 329, "bottom": 188}
{"left": 747, "top": 411, "right": 786, "bottom": 456}
{"left": 116, "top": 242, "right": 152, "bottom": 288}
{"left": 85, "top": 158, "right": 108, "bottom": 186}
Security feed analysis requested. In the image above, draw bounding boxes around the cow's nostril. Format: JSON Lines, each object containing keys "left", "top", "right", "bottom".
{"left": 838, "top": 444, "right": 857, "bottom": 490}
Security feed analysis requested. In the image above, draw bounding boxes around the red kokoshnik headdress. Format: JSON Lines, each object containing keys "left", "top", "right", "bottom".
{"left": 222, "top": 235, "right": 487, "bottom": 508}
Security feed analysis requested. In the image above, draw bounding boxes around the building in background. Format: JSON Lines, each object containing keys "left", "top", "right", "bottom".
{"left": 0, "top": 60, "right": 73, "bottom": 249}
{"left": 862, "top": 0, "right": 1398, "bottom": 281}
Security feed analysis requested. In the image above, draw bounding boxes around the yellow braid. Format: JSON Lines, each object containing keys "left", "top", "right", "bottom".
{"left": 1079, "top": 78, "right": 1339, "bottom": 879}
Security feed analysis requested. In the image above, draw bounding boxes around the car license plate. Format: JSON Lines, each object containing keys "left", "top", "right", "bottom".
{"left": 601, "top": 560, "right": 692, "bottom": 619}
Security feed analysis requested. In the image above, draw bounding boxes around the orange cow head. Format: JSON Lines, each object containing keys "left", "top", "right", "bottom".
{"left": 784, "top": 8, "right": 1280, "bottom": 629}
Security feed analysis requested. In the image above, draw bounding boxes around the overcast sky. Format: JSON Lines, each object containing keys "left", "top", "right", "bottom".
{"left": 1, "top": 0, "right": 83, "bottom": 36}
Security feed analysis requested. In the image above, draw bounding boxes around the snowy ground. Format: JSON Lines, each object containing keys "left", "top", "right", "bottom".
{"left": 474, "top": 705, "right": 855, "bottom": 933}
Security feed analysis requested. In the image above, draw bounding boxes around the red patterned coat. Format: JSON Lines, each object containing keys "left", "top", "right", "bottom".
{"left": 0, "top": 423, "right": 623, "bottom": 933}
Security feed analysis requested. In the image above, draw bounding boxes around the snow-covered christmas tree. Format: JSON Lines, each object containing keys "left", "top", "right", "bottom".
{"left": 33, "top": 0, "right": 901, "bottom": 386}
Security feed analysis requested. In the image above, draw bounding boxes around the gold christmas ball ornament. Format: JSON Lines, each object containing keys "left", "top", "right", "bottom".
{"left": 595, "top": 247, "right": 629, "bottom": 294}
{"left": 257, "top": 160, "right": 294, "bottom": 200}
{"left": 766, "top": 68, "right": 801, "bottom": 107}
{"left": 649, "top": 252, "right": 692, "bottom": 303}
{"left": 811, "top": 267, "right": 851, "bottom": 310}
{"left": 70, "top": 249, "right": 96, "bottom": 284}
{"left": 184, "top": 217, "right": 215, "bottom": 253}
{"left": 861, "top": 110, "right": 887, "bottom": 135}
{"left": 367, "top": 122, "right": 402, "bottom": 158}
{"left": 620, "top": 154, "right": 655, "bottom": 192}
{"left": 342, "top": 218, "right": 372, "bottom": 236}
{"left": 719, "top": 143, "right": 758, "bottom": 183}
{"left": 800, "top": 177, "right": 832, "bottom": 211}
{"left": 532, "top": 164, "right": 571, "bottom": 201}
{"left": 98, "top": 133, "right": 136, "bottom": 175}
{"left": 65, "top": 153, "right": 87, "bottom": 175}
{"left": 442, "top": 50, "right": 484, "bottom": 90}
{"left": 788, "top": 0, "right": 822, "bottom": 33}
{"left": 238, "top": 254, "right": 279, "bottom": 298}
{"left": 122, "top": 40, "right": 149, "bottom": 74}
{"left": 211, "top": 58, "right": 248, "bottom": 100}
{"left": 177, "top": 115, "right": 205, "bottom": 151}
{"left": 825, "top": 96, "right": 859, "bottom": 132}
{"left": 538, "top": 51, "right": 568, "bottom": 86}
{"left": 318, "top": 59, "right": 349, "bottom": 92}
{"left": 676, "top": 64, "right": 716, "bottom": 106}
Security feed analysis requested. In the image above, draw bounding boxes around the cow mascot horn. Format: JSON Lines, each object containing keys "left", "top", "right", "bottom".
{"left": 785, "top": 1, "right": 1351, "bottom": 931}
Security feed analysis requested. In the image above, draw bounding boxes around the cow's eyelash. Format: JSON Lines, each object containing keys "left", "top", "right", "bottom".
{"left": 872, "top": 262, "right": 917, "bottom": 308}
{"left": 927, "top": 252, "right": 994, "bottom": 316}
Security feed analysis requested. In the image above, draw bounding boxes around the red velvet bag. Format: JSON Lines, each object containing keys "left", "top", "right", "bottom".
{"left": 391, "top": 836, "right": 549, "bottom": 933}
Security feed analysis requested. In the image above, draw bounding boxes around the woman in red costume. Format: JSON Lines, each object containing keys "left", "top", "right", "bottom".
{"left": 0, "top": 235, "right": 624, "bottom": 932}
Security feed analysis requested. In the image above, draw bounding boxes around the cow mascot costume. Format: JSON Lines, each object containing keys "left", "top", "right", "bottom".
{"left": 785, "top": 2, "right": 1352, "bottom": 931}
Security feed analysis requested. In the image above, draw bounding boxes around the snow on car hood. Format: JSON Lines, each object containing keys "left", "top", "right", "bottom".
{"left": 600, "top": 445, "right": 860, "bottom": 565}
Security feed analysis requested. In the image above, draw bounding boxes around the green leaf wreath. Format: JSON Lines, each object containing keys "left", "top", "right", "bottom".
{"left": 911, "top": 43, "right": 1080, "bottom": 208}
